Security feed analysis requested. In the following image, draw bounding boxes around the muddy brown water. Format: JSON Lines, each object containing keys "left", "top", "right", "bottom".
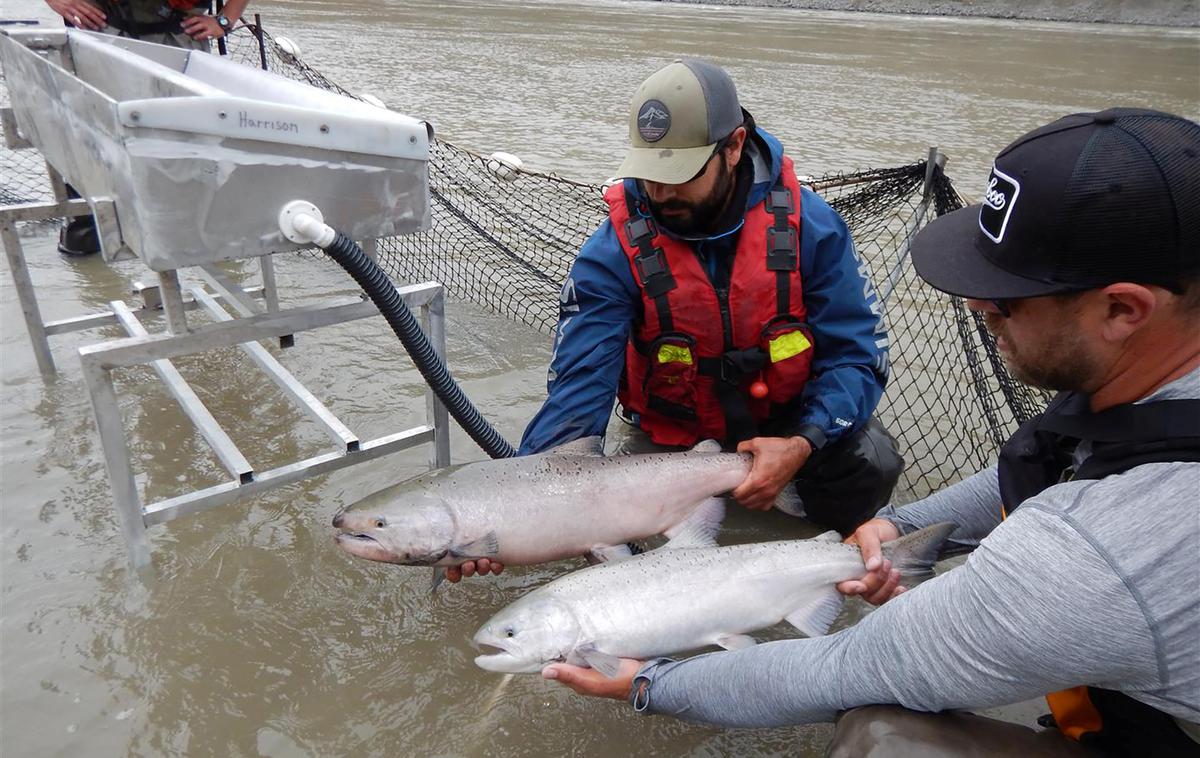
{"left": 2, "top": 1, "right": 1197, "bottom": 755}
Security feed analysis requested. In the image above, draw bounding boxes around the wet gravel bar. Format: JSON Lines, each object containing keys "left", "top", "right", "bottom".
{"left": 660, "top": 1, "right": 1198, "bottom": 27}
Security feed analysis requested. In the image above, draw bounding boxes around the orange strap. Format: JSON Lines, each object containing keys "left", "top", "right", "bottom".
{"left": 1046, "top": 686, "right": 1104, "bottom": 741}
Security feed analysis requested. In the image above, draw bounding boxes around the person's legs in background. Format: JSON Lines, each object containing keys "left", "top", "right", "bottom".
{"left": 57, "top": 184, "right": 99, "bottom": 256}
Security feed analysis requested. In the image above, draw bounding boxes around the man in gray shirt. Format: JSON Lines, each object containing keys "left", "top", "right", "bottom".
{"left": 543, "top": 108, "right": 1200, "bottom": 757}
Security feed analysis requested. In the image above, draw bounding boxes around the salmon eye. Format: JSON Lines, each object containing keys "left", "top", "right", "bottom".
{"left": 505, "top": 628, "right": 515, "bottom": 638}
{"left": 374, "top": 518, "right": 386, "bottom": 528}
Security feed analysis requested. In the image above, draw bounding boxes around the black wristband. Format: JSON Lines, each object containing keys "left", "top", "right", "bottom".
{"left": 795, "top": 423, "right": 827, "bottom": 451}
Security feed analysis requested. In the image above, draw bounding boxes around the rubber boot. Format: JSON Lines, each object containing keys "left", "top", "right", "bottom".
{"left": 58, "top": 214, "right": 101, "bottom": 256}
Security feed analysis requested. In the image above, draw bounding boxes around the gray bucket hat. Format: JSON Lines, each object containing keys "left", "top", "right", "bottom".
{"left": 615, "top": 59, "right": 745, "bottom": 185}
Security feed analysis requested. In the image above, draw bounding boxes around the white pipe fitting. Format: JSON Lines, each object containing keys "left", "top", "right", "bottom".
{"left": 278, "top": 200, "right": 336, "bottom": 248}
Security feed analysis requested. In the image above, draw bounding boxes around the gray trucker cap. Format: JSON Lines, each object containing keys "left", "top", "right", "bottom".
{"left": 615, "top": 59, "right": 744, "bottom": 184}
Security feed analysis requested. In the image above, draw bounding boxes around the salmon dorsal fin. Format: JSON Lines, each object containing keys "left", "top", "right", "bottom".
{"left": 662, "top": 497, "right": 724, "bottom": 549}
{"left": 545, "top": 436, "right": 604, "bottom": 457}
{"left": 690, "top": 439, "right": 722, "bottom": 453}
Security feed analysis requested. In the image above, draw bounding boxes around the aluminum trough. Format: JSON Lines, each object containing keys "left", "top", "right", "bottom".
{"left": 0, "top": 28, "right": 430, "bottom": 270}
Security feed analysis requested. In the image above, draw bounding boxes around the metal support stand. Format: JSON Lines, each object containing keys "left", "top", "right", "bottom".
{"left": 1, "top": 217, "right": 56, "bottom": 376}
{"left": 78, "top": 282, "right": 449, "bottom": 569}
{"left": 157, "top": 269, "right": 190, "bottom": 333}
{"left": 2, "top": 177, "right": 453, "bottom": 573}
{"left": 0, "top": 195, "right": 95, "bottom": 377}
{"left": 2, "top": 29, "right": 448, "bottom": 575}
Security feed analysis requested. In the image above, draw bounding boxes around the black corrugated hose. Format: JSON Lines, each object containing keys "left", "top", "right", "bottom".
{"left": 321, "top": 231, "right": 517, "bottom": 459}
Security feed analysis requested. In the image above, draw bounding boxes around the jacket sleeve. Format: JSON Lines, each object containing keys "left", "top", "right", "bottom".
{"left": 518, "top": 221, "right": 639, "bottom": 455}
{"left": 786, "top": 189, "right": 889, "bottom": 448}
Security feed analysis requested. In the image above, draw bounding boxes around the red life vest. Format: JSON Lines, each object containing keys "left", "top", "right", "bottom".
{"left": 607, "top": 155, "right": 814, "bottom": 447}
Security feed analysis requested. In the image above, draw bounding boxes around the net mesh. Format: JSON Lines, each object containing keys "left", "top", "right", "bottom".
{"left": 1, "top": 22, "right": 1049, "bottom": 500}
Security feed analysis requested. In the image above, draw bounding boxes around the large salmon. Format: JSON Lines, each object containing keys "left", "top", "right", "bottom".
{"left": 472, "top": 523, "right": 956, "bottom": 675}
{"left": 332, "top": 437, "right": 775, "bottom": 579}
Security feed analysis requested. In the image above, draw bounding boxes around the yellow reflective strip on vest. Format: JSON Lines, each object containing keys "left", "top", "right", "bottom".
{"left": 656, "top": 344, "right": 693, "bottom": 365}
{"left": 768, "top": 331, "right": 812, "bottom": 363}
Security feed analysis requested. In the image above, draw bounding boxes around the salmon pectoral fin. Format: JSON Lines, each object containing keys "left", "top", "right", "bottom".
{"left": 662, "top": 496, "right": 724, "bottom": 549}
{"left": 429, "top": 567, "right": 448, "bottom": 594}
{"left": 785, "top": 587, "right": 845, "bottom": 638}
{"left": 715, "top": 633, "right": 757, "bottom": 651}
{"left": 448, "top": 531, "right": 500, "bottom": 559}
{"left": 587, "top": 543, "right": 635, "bottom": 564}
{"left": 573, "top": 643, "right": 621, "bottom": 678}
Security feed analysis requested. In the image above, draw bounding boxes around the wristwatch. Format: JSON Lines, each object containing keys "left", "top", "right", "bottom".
{"left": 216, "top": 14, "right": 233, "bottom": 32}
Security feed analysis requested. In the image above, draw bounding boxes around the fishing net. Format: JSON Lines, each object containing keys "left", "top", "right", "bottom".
{"left": 0, "top": 22, "right": 1048, "bottom": 500}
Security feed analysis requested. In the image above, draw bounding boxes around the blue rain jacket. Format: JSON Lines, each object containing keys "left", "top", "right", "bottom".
{"left": 519, "top": 128, "right": 889, "bottom": 455}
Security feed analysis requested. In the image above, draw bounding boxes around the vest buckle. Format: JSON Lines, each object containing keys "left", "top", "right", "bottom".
{"left": 766, "top": 227, "right": 798, "bottom": 270}
{"left": 768, "top": 188, "right": 793, "bottom": 213}
{"left": 625, "top": 216, "right": 658, "bottom": 245}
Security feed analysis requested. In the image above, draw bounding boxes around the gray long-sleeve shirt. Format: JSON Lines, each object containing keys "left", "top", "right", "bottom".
{"left": 632, "top": 367, "right": 1200, "bottom": 728}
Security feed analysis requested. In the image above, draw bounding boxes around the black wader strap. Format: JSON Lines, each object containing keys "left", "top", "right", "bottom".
{"left": 699, "top": 348, "right": 770, "bottom": 444}
{"left": 999, "top": 394, "right": 1200, "bottom": 515}
{"left": 623, "top": 197, "right": 676, "bottom": 332}
{"left": 765, "top": 183, "right": 798, "bottom": 317}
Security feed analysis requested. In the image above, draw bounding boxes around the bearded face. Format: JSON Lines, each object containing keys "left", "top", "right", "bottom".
{"left": 644, "top": 150, "right": 737, "bottom": 238}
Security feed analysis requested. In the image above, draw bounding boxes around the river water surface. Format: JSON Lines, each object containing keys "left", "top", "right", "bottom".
{"left": 2, "top": 1, "right": 1197, "bottom": 755}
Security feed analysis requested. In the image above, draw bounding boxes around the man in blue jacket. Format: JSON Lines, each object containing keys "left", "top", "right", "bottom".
{"left": 453, "top": 59, "right": 901, "bottom": 580}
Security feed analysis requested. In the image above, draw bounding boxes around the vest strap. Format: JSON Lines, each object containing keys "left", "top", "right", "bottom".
{"left": 765, "top": 184, "right": 797, "bottom": 317}
{"left": 622, "top": 199, "right": 676, "bottom": 331}
{"left": 998, "top": 395, "right": 1200, "bottom": 515}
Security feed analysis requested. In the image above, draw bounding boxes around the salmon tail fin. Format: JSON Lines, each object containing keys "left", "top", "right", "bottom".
{"left": 879, "top": 522, "right": 957, "bottom": 588}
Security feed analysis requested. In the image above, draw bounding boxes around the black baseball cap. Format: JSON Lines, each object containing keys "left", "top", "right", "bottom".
{"left": 912, "top": 108, "right": 1200, "bottom": 300}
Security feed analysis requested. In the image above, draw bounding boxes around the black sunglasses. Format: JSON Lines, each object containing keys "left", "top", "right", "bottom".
{"left": 683, "top": 134, "right": 733, "bottom": 184}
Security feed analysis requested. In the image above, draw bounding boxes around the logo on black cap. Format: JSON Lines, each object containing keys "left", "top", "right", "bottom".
{"left": 637, "top": 99, "right": 670, "bottom": 143}
{"left": 978, "top": 166, "right": 1021, "bottom": 244}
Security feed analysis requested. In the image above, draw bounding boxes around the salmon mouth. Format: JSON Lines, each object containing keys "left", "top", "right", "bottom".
{"left": 333, "top": 531, "right": 396, "bottom": 562}
{"left": 333, "top": 531, "right": 449, "bottom": 566}
{"left": 471, "top": 631, "right": 546, "bottom": 673}
{"left": 473, "top": 643, "right": 532, "bottom": 673}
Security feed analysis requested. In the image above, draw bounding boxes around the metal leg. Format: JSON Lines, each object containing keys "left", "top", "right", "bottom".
{"left": 258, "top": 254, "right": 281, "bottom": 313}
{"left": 1, "top": 219, "right": 56, "bottom": 376}
{"left": 79, "top": 352, "right": 152, "bottom": 570}
{"left": 255, "top": 255, "right": 293, "bottom": 347}
{"left": 424, "top": 286, "right": 451, "bottom": 468}
{"left": 44, "top": 162, "right": 69, "bottom": 202}
{"left": 157, "top": 269, "right": 189, "bottom": 333}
